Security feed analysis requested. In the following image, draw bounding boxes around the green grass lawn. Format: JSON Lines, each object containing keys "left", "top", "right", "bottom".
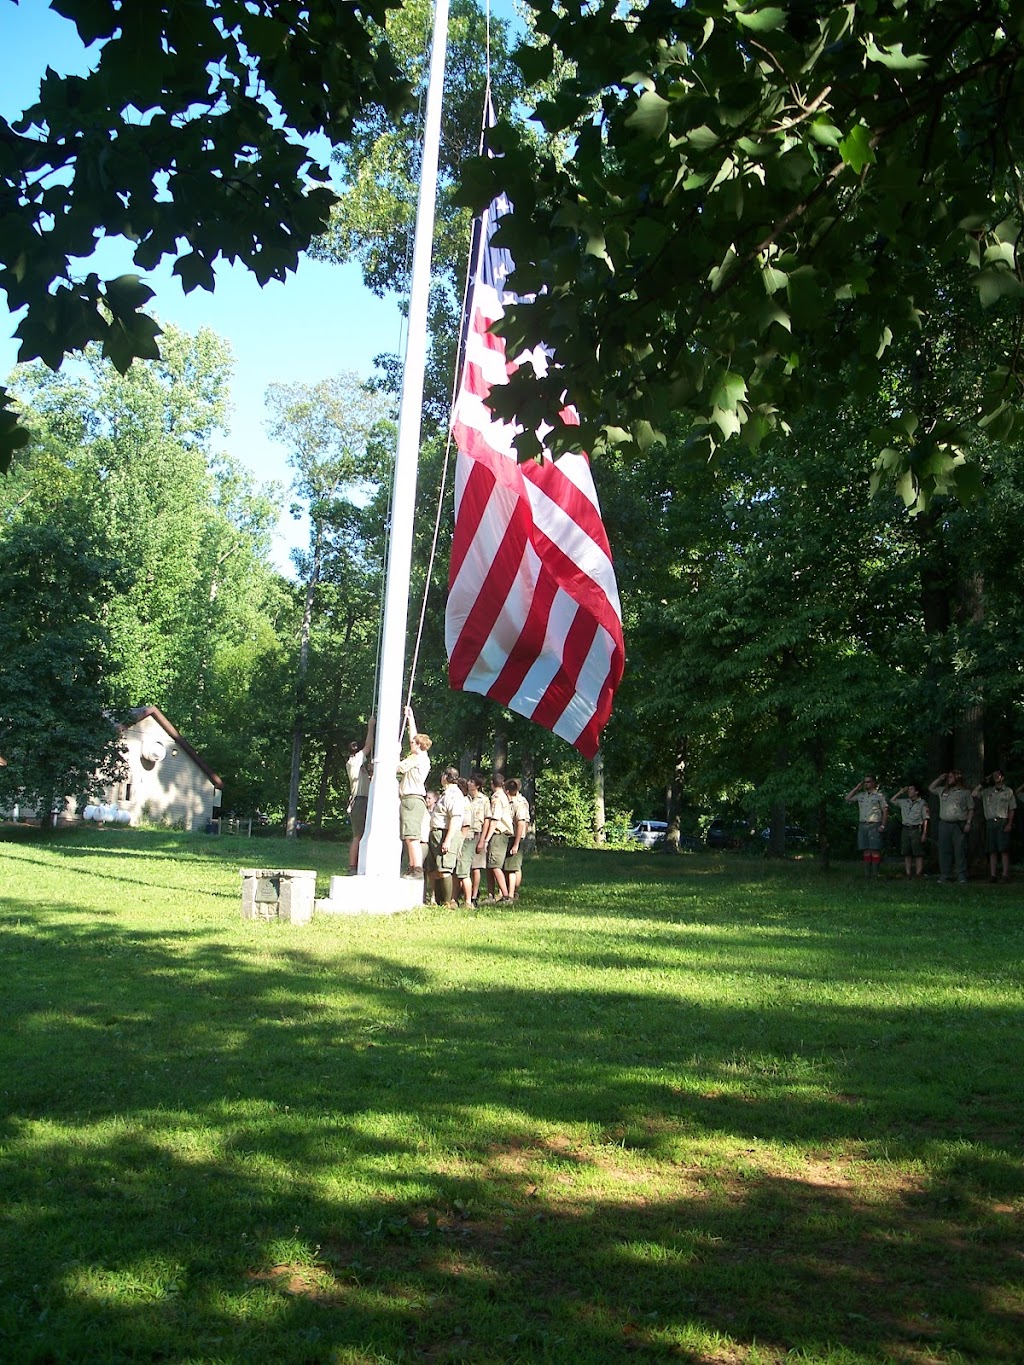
{"left": 1, "top": 829, "right": 1021, "bottom": 1364}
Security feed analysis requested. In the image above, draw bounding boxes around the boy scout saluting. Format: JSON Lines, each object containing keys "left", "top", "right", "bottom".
{"left": 928, "top": 771, "right": 974, "bottom": 884}
{"left": 890, "top": 783, "right": 929, "bottom": 879}
{"left": 844, "top": 775, "right": 888, "bottom": 877}
{"left": 972, "top": 771, "right": 1015, "bottom": 883}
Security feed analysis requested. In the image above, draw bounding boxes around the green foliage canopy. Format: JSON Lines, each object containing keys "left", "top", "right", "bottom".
{"left": 0, "top": 0, "right": 412, "bottom": 471}
{"left": 0, "top": 517, "right": 127, "bottom": 814}
{"left": 462, "top": 0, "right": 1024, "bottom": 507}
{"left": 5, "top": 324, "right": 294, "bottom": 816}
{"left": 314, "top": 0, "right": 522, "bottom": 296}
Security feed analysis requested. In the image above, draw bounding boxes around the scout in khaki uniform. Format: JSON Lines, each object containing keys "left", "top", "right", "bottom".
{"left": 480, "top": 773, "right": 514, "bottom": 903}
{"left": 419, "top": 791, "right": 437, "bottom": 902}
{"left": 426, "top": 767, "right": 466, "bottom": 908}
{"left": 456, "top": 773, "right": 489, "bottom": 908}
{"left": 972, "top": 771, "right": 1015, "bottom": 883}
{"left": 928, "top": 771, "right": 974, "bottom": 884}
{"left": 396, "top": 704, "right": 432, "bottom": 879}
{"left": 503, "top": 778, "right": 531, "bottom": 900}
{"left": 890, "top": 783, "right": 929, "bottom": 879}
{"left": 844, "top": 775, "right": 888, "bottom": 876}
{"left": 344, "top": 715, "right": 375, "bottom": 874}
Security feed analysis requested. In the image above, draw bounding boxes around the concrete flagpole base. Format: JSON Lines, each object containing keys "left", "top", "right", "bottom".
{"left": 315, "top": 874, "right": 426, "bottom": 917}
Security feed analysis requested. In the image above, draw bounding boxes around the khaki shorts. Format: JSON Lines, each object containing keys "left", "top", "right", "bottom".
{"left": 400, "top": 794, "right": 425, "bottom": 840}
{"left": 456, "top": 832, "right": 476, "bottom": 879}
{"left": 350, "top": 795, "right": 367, "bottom": 838}
{"left": 426, "top": 828, "right": 462, "bottom": 874}
{"left": 986, "top": 818, "right": 1012, "bottom": 854}
{"left": 857, "top": 822, "right": 883, "bottom": 852}
{"left": 486, "top": 833, "right": 510, "bottom": 870}
{"left": 503, "top": 847, "right": 523, "bottom": 873}
{"left": 900, "top": 826, "right": 925, "bottom": 857}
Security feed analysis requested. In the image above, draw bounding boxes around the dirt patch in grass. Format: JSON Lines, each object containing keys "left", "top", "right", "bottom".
{"left": 792, "top": 1158, "right": 860, "bottom": 1189}
{"left": 484, "top": 1131, "right": 592, "bottom": 1171}
{"left": 246, "top": 1262, "right": 329, "bottom": 1296}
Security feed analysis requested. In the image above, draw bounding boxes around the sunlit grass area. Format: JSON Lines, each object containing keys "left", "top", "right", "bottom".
{"left": 1, "top": 828, "right": 1021, "bottom": 1362}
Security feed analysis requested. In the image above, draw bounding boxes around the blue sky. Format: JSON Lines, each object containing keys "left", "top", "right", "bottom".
{"left": 1, "top": 1, "right": 515, "bottom": 572}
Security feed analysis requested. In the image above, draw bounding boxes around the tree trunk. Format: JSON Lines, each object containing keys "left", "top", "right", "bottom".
{"left": 814, "top": 738, "right": 830, "bottom": 871}
{"left": 285, "top": 725, "right": 303, "bottom": 838}
{"left": 954, "top": 569, "right": 985, "bottom": 785}
{"left": 916, "top": 507, "right": 955, "bottom": 778}
{"left": 521, "top": 750, "right": 537, "bottom": 853}
{"left": 593, "top": 750, "right": 606, "bottom": 844}
{"left": 768, "top": 799, "right": 787, "bottom": 858}
{"left": 286, "top": 526, "right": 321, "bottom": 838}
{"left": 314, "top": 742, "right": 337, "bottom": 830}
{"left": 768, "top": 655, "right": 792, "bottom": 857}
{"left": 668, "top": 738, "right": 688, "bottom": 824}
{"left": 492, "top": 730, "right": 508, "bottom": 775}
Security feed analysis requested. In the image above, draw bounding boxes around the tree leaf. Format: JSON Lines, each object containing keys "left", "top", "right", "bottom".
{"left": 735, "top": 7, "right": 787, "bottom": 33}
{"left": 808, "top": 118, "right": 842, "bottom": 148}
{"left": 173, "top": 252, "right": 217, "bottom": 294}
{"left": 626, "top": 90, "right": 671, "bottom": 140}
{"left": 865, "top": 38, "right": 929, "bottom": 71}
{"left": 515, "top": 42, "right": 555, "bottom": 85}
{"left": 51, "top": 0, "right": 119, "bottom": 45}
{"left": 711, "top": 370, "right": 748, "bottom": 410}
{"left": 975, "top": 266, "right": 1024, "bottom": 308}
{"left": 104, "top": 274, "right": 156, "bottom": 316}
{"left": 839, "top": 123, "right": 875, "bottom": 173}
{"left": 711, "top": 404, "right": 743, "bottom": 439}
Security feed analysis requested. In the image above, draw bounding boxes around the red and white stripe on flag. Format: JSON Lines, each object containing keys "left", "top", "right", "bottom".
{"left": 446, "top": 191, "right": 624, "bottom": 760}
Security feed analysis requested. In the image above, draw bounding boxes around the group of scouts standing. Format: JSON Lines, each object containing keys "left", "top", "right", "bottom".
{"left": 845, "top": 770, "right": 1019, "bottom": 883}
{"left": 345, "top": 706, "right": 530, "bottom": 909}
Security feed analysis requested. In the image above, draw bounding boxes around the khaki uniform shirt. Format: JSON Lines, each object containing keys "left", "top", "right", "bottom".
{"left": 346, "top": 751, "right": 370, "bottom": 800}
{"left": 892, "top": 796, "right": 928, "bottom": 828}
{"left": 463, "top": 791, "right": 488, "bottom": 834}
{"left": 488, "top": 789, "right": 514, "bottom": 836}
{"left": 511, "top": 793, "right": 530, "bottom": 834}
{"left": 937, "top": 786, "right": 973, "bottom": 822}
{"left": 397, "top": 749, "right": 430, "bottom": 797}
{"left": 981, "top": 786, "right": 1016, "bottom": 821}
{"left": 854, "top": 790, "right": 888, "bottom": 824}
{"left": 431, "top": 783, "right": 466, "bottom": 832}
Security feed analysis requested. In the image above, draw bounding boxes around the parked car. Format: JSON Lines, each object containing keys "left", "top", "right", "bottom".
{"left": 628, "top": 819, "right": 668, "bottom": 848}
{"left": 759, "top": 825, "right": 811, "bottom": 846}
{"left": 705, "top": 819, "right": 752, "bottom": 850}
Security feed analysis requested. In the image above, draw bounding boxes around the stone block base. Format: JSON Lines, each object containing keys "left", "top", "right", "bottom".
{"left": 240, "top": 868, "right": 316, "bottom": 924}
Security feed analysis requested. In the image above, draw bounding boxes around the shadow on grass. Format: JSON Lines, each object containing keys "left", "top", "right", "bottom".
{"left": 0, "top": 897, "right": 1021, "bottom": 1362}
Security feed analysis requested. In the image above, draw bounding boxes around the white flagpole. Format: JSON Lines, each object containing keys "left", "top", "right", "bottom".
{"left": 324, "top": 0, "right": 450, "bottom": 912}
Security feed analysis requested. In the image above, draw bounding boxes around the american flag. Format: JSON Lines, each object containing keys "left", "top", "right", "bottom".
{"left": 445, "top": 189, "right": 624, "bottom": 760}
